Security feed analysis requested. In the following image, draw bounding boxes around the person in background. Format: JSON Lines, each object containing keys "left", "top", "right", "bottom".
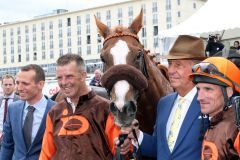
{"left": 190, "top": 57, "right": 240, "bottom": 159}
{"left": 233, "top": 41, "right": 240, "bottom": 50}
{"left": 0, "top": 74, "right": 19, "bottom": 141}
{"left": 0, "top": 64, "right": 56, "bottom": 160}
{"left": 205, "top": 34, "right": 224, "bottom": 57}
{"left": 89, "top": 68, "right": 102, "bottom": 87}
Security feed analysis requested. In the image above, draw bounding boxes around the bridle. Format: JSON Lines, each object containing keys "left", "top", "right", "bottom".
{"left": 102, "top": 32, "right": 149, "bottom": 79}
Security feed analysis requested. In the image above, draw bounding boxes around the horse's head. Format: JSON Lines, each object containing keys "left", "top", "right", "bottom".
{"left": 95, "top": 9, "right": 144, "bottom": 71}
{"left": 101, "top": 64, "right": 148, "bottom": 127}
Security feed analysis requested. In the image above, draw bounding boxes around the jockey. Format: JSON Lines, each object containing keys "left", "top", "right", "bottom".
{"left": 190, "top": 57, "right": 240, "bottom": 159}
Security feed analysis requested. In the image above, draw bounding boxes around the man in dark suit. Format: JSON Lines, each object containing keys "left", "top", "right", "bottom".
{"left": 0, "top": 64, "right": 56, "bottom": 160}
{"left": 0, "top": 74, "right": 19, "bottom": 140}
{"left": 131, "top": 35, "right": 209, "bottom": 160}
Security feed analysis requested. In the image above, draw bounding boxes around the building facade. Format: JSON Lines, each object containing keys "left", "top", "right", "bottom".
{"left": 0, "top": 0, "right": 206, "bottom": 76}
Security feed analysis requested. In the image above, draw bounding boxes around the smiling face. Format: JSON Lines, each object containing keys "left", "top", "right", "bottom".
{"left": 56, "top": 61, "right": 87, "bottom": 102}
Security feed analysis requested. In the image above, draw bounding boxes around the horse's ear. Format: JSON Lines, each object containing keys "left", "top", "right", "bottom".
{"left": 128, "top": 9, "right": 143, "bottom": 34}
{"left": 94, "top": 15, "right": 110, "bottom": 39}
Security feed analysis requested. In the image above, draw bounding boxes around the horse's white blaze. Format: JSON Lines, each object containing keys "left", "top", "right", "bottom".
{"left": 114, "top": 80, "right": 130, "bottom": 111}
{"left": 110, "top": 40, "right": 129, "bottom": 64}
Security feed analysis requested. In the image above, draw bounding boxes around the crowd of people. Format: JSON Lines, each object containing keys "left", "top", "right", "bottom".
{"left": 0, "top": 35, "right": 239, "bottom": 160}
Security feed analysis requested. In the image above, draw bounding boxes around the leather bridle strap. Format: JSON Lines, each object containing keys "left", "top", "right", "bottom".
{"left": 103, "top": 32, "right": 139, "bottom": 45}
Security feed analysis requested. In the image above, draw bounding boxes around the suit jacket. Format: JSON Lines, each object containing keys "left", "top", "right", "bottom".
{"left": 141, "top": 92, "right": 209, "bottom": 160}
{"left": 0, "top": 97, "right": 56, "bottom": 160}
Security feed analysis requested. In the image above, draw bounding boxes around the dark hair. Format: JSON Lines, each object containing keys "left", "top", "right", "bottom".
{"left": 21, "top": 64, "right": 45, "bottom": 82}
{"left": 57, "top": 53, "right": 86, "bottom": 71}
{"left": 2, "top": 74, "right": 15, "bottom": 84}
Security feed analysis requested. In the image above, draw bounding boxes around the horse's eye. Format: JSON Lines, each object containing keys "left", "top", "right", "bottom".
{"left": 136, "top": 51, "right": 142, "bottom": 60}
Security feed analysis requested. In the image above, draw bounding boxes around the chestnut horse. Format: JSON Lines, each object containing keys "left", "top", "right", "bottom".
{"left": 95, "top": 10, "right": 172, "bottom": 134}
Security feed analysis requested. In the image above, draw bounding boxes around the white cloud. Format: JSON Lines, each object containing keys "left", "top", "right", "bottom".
{"left": 0, "top": 0, "right": 128, "bottom": 23}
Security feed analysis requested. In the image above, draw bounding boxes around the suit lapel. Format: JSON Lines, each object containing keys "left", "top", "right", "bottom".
{"left": 173, "top": 94, "right": 200, "bottom": 151}
{"left": 158, "top": 93, "right": 178, "bottom": 155}
{"left": 17, "top": 101, "right": 28, "bottom": 152}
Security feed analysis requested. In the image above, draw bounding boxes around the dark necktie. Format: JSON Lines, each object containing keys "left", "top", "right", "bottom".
{"left": 3, "top": 98, "right": 9, "bottom": 123}
{"left": 23, "top": 105, "right": 35, "bottom": 150}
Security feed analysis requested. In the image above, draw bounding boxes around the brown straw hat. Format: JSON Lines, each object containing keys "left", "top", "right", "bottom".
{"left": 166, "top": 35, "right": 206, "bottom": 60}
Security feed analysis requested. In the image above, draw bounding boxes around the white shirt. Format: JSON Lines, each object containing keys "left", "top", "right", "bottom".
{"left": 0, "top": 92, "right": 15, "bottom": 132}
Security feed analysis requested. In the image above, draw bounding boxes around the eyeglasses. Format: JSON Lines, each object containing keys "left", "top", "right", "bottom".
{"left": 192, "top": 62, "right": 225, "bottom": 78}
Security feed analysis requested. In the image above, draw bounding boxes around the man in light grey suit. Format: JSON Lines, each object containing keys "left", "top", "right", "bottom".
{"left": 0, "top": 64, "right": 56, "bottom": 160}
{"left": 0, "top": 74, "right": 19, "bottom": 139}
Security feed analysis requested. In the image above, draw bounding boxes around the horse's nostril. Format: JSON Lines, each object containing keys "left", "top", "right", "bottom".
{"left": 109, "top": 102, "right": 119, "bottom": 114}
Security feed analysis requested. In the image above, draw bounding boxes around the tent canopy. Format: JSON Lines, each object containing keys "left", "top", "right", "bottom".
{"left": 160, "top": 0, "right": 240, "bottom": 38}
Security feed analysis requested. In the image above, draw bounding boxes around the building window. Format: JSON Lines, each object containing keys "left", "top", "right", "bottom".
{"left": 59, "top": 39, "right": 63, "bottom": 48}
{"left": 118, "top": 19, "right": 122, "bottom": 25}
{"left": 193, "top": 3, "right": 196, "bottom": 9}
{"left": 26, "top": 53, "right": 29, "bottom": 61}
{"left": 42, "top": 42, "right": 45, "bottom": 50}
{"left": 86, "top": 14, "right": 90, "bottom": 24}
{"left": 50, "top": 40, "right": 54, "bottom": 49}
{"left": 78, "top": 47, "right": 82, "bottom": 56}
{"left": 11, "top": 37, "right": 14, "bottom": 45}
{"left": 128, "top": 6, "right": 133, "bottom": 17}
{"left": 166, "top": 0, "right": 171, "bottom": 10}
{"left": 59, "top": 49, "right": 63, "bottom": 56}
{"left": 17, "top": 36, "right": 21, "bottom": 44}
{"left": 68, "top": 48, "right": 72, "bottom": 53}
{"left": 3, "top": 39, "right": 6, "bottom": 46}
{"left": 141, "top": 4, "right": 146, "bottom": 14}
{"left": 41, "top": 23, "right": 45, "bottom": 31}
{"left": 10, "top": 29, "right": 14, "bottom": 36}
{"left": 96, "top": 12, "right": 101, "bottom": 20}
{"left": 3, "top": 48, "right": 6, "bottom": 55}
{"left": 67, "top": 38, "right": 71, "bottom": 47}
{"left": 143, "top": 16, "right": 146, "bottom": 25}
{"left": 154, "top": 37, "right": 158, "bottom": 48}
{"left": 153, "top": 14, "right": 158, "bottom": 24}
{"left": 50, "top": 31, "right": 53, "bottom": 39}
{"left": 153, "top": 26, "right": 158, "bottom": 36}
{"left": 33, "top": 52, "right": 37, "bottom": 61}
{"left": 77, "top": 16, "right": 81, "bottom": 25}
{"left": 50, "top": 50, "right": 54, "bottom": 59}
{"left": 3, "top": 56, "right": 7, "bottom": 64}
{"left": 33, "top": 34, "right": 36, "bottom": 41}
{"left": 142, "top": 27, "right": 147, "bottom": 37}
{"left": 18, "top": 46, "right": 21, "bottom": 53}
{"left": 49, "top": 21, "right": 53, "bottom": 30}
{"left": 178, "top": 0, "right": 181, "bottom": 5}
{"left": 26, "top": 44, "right": 29, "bottom": 52}
{"left": 97, "top": 44, "right": 102, "bottom": 53}
{"left": 67, "top": 27, "right": 71, "bottom": 37}
{"left": 106, "top": 10, "right": 111, "bottom": 20}
{"left": 32, "top": 24, "right": 36, "bottom": 32}
{"left": 97, "top": 34, "right": 101, "bottom": 43}
{"left": 58, "top": 19, "right": 62, "bottom": 28}
{"left": 33, "top": 43, "right": 37, "bottom": 51}
{"left": 128, "top": 18, "right": 133, "bottom": 26}
{"left": 167, "top": 23, "right": 172, "bottom": 29}
{"left": 11, "top": 47, "right": 14, "bottom": 54}
{"left": 2, "top": 30, "right": 6, "bottom": 37}
{"left": 67, "top": 18, "right": 71, "bottom": 26}
{"left": 152, "top": 2, "right": 158, "bottom": 12}
{"left": 59, "top": 30, "right": 62, "bottom": 38}
{"left": 87, "top": 46, "right": 91, "bottom": 55}
{"left": 77, "top": 26, "right": 81, "bottom": 35}
{"left": 42, "top": 51, "right": 46, "bottom": 60}
{"left": 25, "top": 25, "right": 29, "bottom": 34}
{"left": 118, "top": 8, "right": 122, "bottom": 18}
{"left": 166, "top": 12, "right": 172, "bottom": 22}
{"left": 87, "top": 35, "right": 91, "bottom": 44}
{"left": 17, "top": 27, "right": 21, "bottom": 35}
{"left": 41, "top": 32, "right": 45, "bottom": 41}
{"left": 11, "top": 55, "right": 14, "bottom": 63}
{"left": 178, "top": 11, "right": 181, "bottom": 17}
{"left": 77, "top": 37, "right": 81, "bottom": 46}
{"left": 18, "top": 54, "right": 21, "bottom": 62}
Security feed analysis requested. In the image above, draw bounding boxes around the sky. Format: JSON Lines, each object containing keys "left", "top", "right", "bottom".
{"left": 0, "top": 0, "right": 127, "bottom": 23}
